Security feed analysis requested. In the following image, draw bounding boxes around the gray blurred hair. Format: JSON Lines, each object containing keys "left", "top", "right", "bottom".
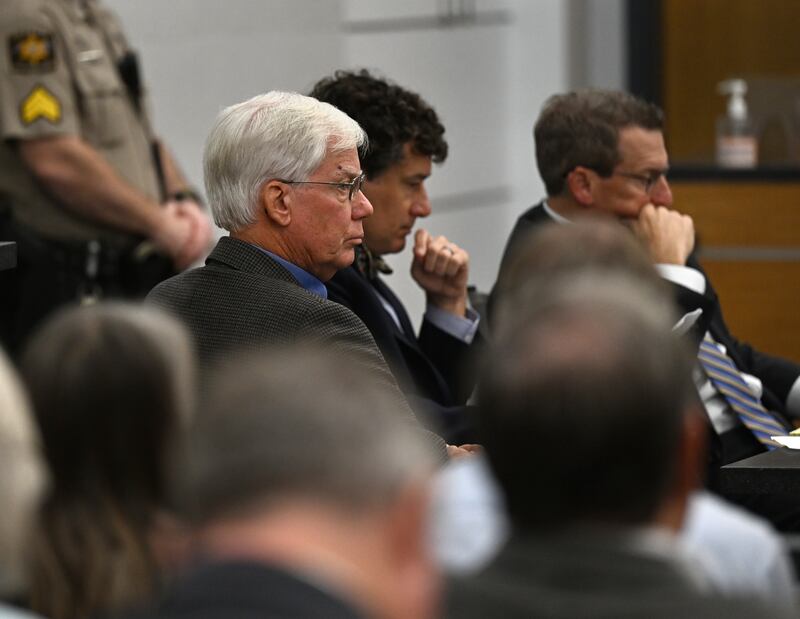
{"left": 0, "top": 348, "right": 46, "bottom": 597}
{"left": 204, "top": 91, "right": 367, "bottom": 232}
{"left": 171, "top": 347, "right": 437, "bottom": 523}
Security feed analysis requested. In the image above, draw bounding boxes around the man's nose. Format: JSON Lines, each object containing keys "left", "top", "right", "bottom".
{"left": 353, "top": 189, "right": 373, "bottom": 219}
{"left": 651, "top": 176, "right": 673, "bottom": 207}
{"left": 410, "top": 188, "right": 431, "bottom": 218}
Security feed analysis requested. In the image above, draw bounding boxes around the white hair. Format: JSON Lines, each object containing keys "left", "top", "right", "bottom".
{"left": 0, "top": 349, "right": 46, "bottom": 597}
{"left": 203, "top": 91, "right": 367, "bottom": 232}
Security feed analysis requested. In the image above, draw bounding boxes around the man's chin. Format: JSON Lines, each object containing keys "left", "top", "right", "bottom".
{"left": 339, "top": 248, "right": 356, "bottom": 267}
{"left": 385, "top": 236, "right": 407, "bottom": 255}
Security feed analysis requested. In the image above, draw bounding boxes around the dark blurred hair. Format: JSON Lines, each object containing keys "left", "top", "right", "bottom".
{"left": 484, "top": 221, "right": 697, "bottom": 529}
{"left": 481, "top": 273, "right": 696, "bottom": 530}
{"left": 535, "top": 90, "right": 663, "bottom": 196}
{"left": 21, "top": 303, "right": 195, "bottom": 619}
{"left": 310, "top": 69, "right": 448, "bottom": 178}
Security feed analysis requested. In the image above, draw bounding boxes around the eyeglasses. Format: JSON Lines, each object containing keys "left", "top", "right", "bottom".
{"left": 614, "top": 170, "right": 667, "bottom": 194}
{"left": 278, "top": 172, "right": 366, "bottom": 201}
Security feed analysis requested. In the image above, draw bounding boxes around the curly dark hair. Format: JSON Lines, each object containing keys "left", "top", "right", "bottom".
{"left": 309, "top": 69, "right": 448, "bottom": 178}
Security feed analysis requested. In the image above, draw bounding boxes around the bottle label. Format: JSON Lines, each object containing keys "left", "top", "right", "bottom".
{"left": 716, "top": 136, "right": 758, "bottom": 168}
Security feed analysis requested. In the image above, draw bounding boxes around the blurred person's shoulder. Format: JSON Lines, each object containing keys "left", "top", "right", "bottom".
{"left": 0, "top": 605, "right": 45, "bottom": 619}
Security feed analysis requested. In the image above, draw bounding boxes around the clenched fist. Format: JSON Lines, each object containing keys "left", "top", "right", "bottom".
{"left": 411, "top": 228, "right": 469, "bottom": 317}
{"left": 630, "top": 204, "right": 695, "bottom": 265}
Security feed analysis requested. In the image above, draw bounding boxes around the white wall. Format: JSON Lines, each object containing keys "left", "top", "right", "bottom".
{"left": 568, "top": 0, "right": 626, "bottom": 90}
{"left": 105, "top": 0, "right": 346, "bottom": 191}
{"left": 104, "top": 0, "right": 620, "bottom": 328}
{"left": 340, "top": 1, "right": 570, "bottom": 324}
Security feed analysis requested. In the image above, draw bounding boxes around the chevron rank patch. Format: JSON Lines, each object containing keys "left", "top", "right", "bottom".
{"left": 9, "top": 32, "right": 55, "bottom": 72}
{"left": 20, "top": 86, "right": 61, "bottom": 125}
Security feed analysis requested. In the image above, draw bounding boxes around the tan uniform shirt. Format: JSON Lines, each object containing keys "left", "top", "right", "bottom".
{"left": 0, "top": 0, "right": 161, "bottom": 244}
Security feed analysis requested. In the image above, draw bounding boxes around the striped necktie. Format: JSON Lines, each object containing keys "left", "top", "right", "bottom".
{"left": 698, "top": 337, "right": 788, "bottom": 449}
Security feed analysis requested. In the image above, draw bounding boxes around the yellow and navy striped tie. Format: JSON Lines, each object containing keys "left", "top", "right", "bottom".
{"left": 698, "top": 337, "right": 788, "bottom": 449}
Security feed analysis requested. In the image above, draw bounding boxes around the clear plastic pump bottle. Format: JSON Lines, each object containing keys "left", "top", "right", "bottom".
{"left": 716, "top": 79, "right": 758, "bottom": 168}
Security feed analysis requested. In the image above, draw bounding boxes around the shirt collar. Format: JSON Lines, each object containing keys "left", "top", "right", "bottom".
{"left": 255, "top": 246, "right": 327, "bottom": 299}
{"left": 542, "top": 199, "right": 572, "bottom": 224}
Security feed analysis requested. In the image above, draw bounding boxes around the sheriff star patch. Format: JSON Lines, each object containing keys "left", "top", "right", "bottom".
{"left": 9, "top": 32, "right": 55, "bottom": 72}
{"left": 20, "top": 85, "right": 61, "bottom": 125}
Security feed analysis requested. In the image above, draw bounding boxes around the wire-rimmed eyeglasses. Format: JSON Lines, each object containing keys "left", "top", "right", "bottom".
{"left": 278, "top": 172, "right": 367, "bottom": 201}
{"left": 614, "top": 170, "right": 667, "bottom": 194}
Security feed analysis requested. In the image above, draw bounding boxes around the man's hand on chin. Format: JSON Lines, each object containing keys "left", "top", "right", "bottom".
{"left": 411, "top": 228, "right": 469, "bottom": 317}
{"left": 630, "top": 203, "right": 695, "bottom": 265}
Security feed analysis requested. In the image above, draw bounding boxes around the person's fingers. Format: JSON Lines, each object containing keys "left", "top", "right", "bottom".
{"left": 444, "top": 246, "right": 467, "bottom": 277}
{"left": 414, "top": 228, "right": 429, "bottom": 259}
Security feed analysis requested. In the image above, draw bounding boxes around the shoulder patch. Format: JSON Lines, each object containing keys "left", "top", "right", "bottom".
{"left": 20, "top": 85, "right": 61, "bottom": 125}
{"left": 9, "top": 32, "right": 55, "bottom": 72}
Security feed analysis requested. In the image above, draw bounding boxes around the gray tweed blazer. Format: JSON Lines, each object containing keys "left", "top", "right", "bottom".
{"left": 147, "top": 237, "right": 420, "bottom": 425}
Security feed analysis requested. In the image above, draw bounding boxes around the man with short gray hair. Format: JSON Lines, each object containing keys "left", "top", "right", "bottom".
{"left": 148, "top": 92, "right": 447, "bottom": 449}
{"left": 151, "top": 349, "right": 440, "bottom": 619}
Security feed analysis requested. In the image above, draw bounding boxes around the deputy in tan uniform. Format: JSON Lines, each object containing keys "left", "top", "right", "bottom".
{"left": 0, "top": 0, "right": 211, "bottom": 354}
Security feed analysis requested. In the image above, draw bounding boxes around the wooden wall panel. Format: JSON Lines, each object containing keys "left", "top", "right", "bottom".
{"left": 662, "top": 0, "right": 800, "bottom": 161}
{"left": 700, "top": 261, "right": 800, "bottom": 361}
{"left": 672, "top": 182, "right": 800, "bottom": 246}
{"left": 671, "top": 181, "right": 800, "bottom": 361}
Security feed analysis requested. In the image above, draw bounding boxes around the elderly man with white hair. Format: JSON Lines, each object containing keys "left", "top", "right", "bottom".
{"left": 148, "top": 92, "right": 448, "bottom": 454}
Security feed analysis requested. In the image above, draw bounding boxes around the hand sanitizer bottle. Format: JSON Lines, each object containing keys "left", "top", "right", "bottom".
{"left": 716, "top": 79, "right": 758, "bottom": 168}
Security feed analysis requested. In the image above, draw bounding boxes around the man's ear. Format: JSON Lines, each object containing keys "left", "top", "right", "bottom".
{"left": 386, "top": 481, "right": 429, "bottom": 564}
{"left": 677, "top": 406, "right": 708, "bottom": 494}
{"left": 565, "top": 166, "right": 596, "bottom": 207}
{"left": 655, "top": 405, "right": 707, "bottom": 532}
{"left": 261, "top": 180, "right": 292, "bottom": 227}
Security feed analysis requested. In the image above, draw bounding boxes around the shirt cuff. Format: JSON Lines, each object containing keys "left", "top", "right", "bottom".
{"left": 656, "top": 264, "right": 707, "bottom": 295}
{"left": 785, "top": 376, "right": 800, "bottom": 418}
{"left": 424, "top": 305, "right": 480, "bottom": 344}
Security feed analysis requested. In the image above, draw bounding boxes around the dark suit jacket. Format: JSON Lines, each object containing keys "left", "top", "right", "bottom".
{"left": 147, "top": 237, "right": 424, "bottom": 428}
{"left": 493, "top": 201, "right": 800, "bottom": 423}
{"left": 446, "top": 531, "right": 793, "bottom": 619}
{"left": 327, "top": 265, "right": 479, "bottom": 443}
{"left": 129, "top": 560, "right": 367, "bottom": 619}
{"left": 491, "top": 201, "right": 713, "bottom": 335}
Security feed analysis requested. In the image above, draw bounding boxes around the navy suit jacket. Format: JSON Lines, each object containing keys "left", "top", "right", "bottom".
{"left": 327, "top": 264, "right": 479, "bottom": 443}
{"left": 490, "top": 201, "right": 714, "bottom": 336}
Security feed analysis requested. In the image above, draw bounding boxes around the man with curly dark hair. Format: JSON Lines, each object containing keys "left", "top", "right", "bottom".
{"left": 310, "top": 70, "right": 479, "bottom": 444}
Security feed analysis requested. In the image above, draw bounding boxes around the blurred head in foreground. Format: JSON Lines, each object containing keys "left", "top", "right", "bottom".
{"left": 21, "top": 303, "right": 195, "bottom": 619}
{"left": 171, "top": 347, "right": 440, "bottom": 619}
{"left": 485, "top": 222, "right": 705, "bottom": 532}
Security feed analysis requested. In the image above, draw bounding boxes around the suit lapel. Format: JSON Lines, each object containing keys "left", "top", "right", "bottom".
{"left": 359, "top": 272, "right": 454, "bottom": 403}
